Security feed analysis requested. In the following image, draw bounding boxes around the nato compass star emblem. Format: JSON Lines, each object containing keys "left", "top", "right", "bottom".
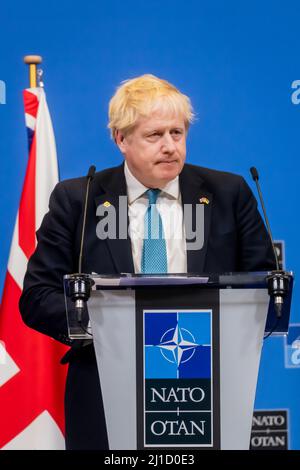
{"left": 158, "top": 324, "right": 199, "bottom": 367}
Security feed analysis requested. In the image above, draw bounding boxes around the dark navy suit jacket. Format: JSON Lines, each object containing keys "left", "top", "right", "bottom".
{"left": 19, "top": 163, "right": 275, "bottom": 449}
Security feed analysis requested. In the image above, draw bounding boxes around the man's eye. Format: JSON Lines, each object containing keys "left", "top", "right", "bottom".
{"left": 147, "top": 132, "right": 160, "bottom": 139}
{"left": 171, "top": 130, "right": 183, "bottom": 139}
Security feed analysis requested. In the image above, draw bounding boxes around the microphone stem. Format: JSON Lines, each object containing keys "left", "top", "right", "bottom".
{"left": 254, "top": 179, "right": 280, "bottom": 271}
{"left": 78, "top": 175, "right": 92, "bottom": 274}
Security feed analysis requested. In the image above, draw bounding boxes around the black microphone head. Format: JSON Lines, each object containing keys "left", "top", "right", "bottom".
{"left": 250, "top": 166, "right": 259, "bottom": 181}
{"left": 87, "top": 165, "right": 96, "bottom": 179}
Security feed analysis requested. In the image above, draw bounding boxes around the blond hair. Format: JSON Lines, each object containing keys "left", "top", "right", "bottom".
{"left": 108, "top": 74, "right": 194, "bottom": 140}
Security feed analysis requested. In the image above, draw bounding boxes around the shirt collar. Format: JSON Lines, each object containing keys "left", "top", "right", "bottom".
{"left": 124, "top": 161, "right": 180, "bottom": 204}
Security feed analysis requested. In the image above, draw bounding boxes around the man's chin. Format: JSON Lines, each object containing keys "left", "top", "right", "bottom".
{"left": 160, "top": 163, "right": 182, "bottom": 177}
{"left": 153, "top": 169, "right": 181, "bottom": 187}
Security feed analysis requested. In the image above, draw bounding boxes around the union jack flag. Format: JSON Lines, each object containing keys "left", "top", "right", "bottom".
{"left": 0, "top": 88, "right": 68, "bottom": 449}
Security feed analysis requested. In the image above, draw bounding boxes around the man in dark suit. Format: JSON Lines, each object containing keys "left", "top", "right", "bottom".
{"left": 19, "top": 74, "right": 275, "bottom": 449}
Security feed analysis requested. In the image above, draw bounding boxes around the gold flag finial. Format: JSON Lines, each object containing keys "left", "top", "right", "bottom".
{"left": 23, "top": 55, "right": 43, "bottom": 88}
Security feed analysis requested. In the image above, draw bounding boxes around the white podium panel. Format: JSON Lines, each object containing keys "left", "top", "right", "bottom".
{"left": 88, "top": 285, "right": 269, "bottom": 450}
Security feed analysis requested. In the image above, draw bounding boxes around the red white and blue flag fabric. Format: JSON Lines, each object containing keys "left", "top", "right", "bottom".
{"left": 0, "top": 88, "right": 68, "bottom": 449}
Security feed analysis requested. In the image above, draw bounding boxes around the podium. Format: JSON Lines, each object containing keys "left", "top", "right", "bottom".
{"left": 64, "top": 272, "right": 293, "bottom": 450}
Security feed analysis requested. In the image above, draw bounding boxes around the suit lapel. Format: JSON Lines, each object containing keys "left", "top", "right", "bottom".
{"left": 180, "top": 166, "right": 213, "bottom": 274}
{"left": 94, "top": 165, "right": 134, "bottom": 274}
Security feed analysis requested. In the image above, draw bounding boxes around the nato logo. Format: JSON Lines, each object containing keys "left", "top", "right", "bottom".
{"left": 143, "top": 310, "right": 213, "bottom": 446}
{"left": 159, "top": 324, "right": 200, "bottom": 366}
{"left": 144, "top": 310, "right": 212, "bottom": 379}
{"left": 284, "top": 324, "right": 300, "bottom": 368}
{"left": 251, "top": 410, "right": 289, "bottom": 449}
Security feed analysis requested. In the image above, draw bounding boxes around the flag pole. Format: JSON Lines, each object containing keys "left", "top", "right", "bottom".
{"left": 23, "top": 55, "right": 42, "bottom": 87}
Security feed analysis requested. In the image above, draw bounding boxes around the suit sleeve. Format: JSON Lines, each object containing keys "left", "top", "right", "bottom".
{"left": 235, "top": 177, "right": 276, "bottom": 271}
{"left": 19, "top": 182, "right": 79, "bottom": 345}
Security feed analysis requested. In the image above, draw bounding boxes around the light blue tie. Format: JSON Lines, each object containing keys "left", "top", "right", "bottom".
{"left": 141, "top": 189, "right": 168, "bottom": 274}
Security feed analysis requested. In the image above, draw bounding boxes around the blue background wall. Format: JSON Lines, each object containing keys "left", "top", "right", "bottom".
{"left": 0, "top": 0, "right": 299, "bottom": 448}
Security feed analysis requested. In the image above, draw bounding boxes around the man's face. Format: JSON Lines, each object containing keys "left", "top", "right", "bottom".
{"left": 116, "top": 110, "right": 187, "bottom": 188}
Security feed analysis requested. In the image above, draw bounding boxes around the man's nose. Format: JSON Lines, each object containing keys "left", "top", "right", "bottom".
{"left": 161, "top": 133, "right": 176, "bottom": 153}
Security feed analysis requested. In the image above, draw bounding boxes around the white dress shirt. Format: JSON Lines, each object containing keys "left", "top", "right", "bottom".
{"left": 124, "top": 162, "right": 187, "bottom": 274}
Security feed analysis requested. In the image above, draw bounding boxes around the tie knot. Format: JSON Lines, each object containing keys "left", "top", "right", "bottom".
{"left": 146, "top": 189, "right": 160, "bottom": 205}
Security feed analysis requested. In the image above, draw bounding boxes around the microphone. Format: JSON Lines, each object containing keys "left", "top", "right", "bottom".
{"left": 78, "top": 165, "right": 96, "bottom": 274}
{"left": 69, "top": 165, "right": 96, "bottom": 325}
{"left": 250, "top": 167, "right": 289, "bottom": 318}
{"left": 250, "top": 167, "right": 279, "bottom": 270}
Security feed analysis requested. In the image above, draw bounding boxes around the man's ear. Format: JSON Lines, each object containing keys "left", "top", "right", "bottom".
{"left": 115, "top": 130, "right": 126, "bottom": 154}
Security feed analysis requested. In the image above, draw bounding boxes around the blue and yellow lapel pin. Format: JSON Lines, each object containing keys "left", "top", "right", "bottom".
{"left": 199, "top": 197, "right": 210, "bottom": 205}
